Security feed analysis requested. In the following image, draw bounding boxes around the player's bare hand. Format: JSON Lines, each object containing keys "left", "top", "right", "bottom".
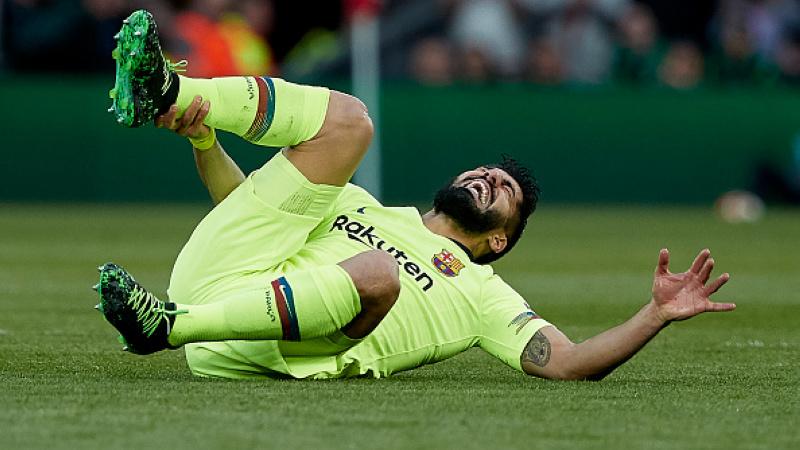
{"left": 154, "top": 95, "right": 211, "bottom": 140}
{"left": 651, "top": 248, "right": 735, "bottom": 323}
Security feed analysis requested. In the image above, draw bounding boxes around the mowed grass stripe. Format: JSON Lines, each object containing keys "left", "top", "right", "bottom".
{"left": 0, "top": 204, "right": 798, "bottom": 449}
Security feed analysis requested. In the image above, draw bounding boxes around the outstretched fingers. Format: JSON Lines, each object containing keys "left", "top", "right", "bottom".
{"left": 704, "top": 272, "right": 730, "bottom": 296}
{"left": 656, "top": 248, "right": 670, "bottom": 275}
{"left": 698, "top": 257, "right": 715, "bottom": 284}
{"left": 689, "top": 248, "right": 711, "bottom": 274}
{"left": 705, "top": 301, "right": 736, "bottom": 313}
{"left": 703, "top": 273, "right": 734, "bottom": 312}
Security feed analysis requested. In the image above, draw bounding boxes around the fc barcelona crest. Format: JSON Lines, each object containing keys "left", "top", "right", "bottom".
{"left": 432, "top": 249, "right": 465, "bottom": 277}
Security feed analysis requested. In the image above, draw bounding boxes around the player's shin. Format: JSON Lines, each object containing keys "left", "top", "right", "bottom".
{"left": 175, "top": 75, "right": 330, "bottom": 147}
{"left": 166, "top": 265, "right": 360, "bottom": 347}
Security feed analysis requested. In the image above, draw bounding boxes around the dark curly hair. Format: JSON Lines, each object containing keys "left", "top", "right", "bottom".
{"left": 474, "top": 154, "right": 540, "bottom": 264}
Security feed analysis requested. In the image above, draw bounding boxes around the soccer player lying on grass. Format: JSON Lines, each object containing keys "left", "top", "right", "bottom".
{"left": 95, "top": 10, "right": 736, "bottom": 380}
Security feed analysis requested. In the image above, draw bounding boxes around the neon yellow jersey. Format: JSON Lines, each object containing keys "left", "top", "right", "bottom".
{"left": 186, "top": 183, "right": 551, "bottom": 379}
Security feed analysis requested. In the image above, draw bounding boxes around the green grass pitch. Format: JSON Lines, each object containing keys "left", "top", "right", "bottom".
{"left": 0, "top": 204, "right": 798, "bottom": 449}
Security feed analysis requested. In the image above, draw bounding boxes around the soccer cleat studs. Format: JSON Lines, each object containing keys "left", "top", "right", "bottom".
{"left": 118, "top": 335, "right": 129, "bottom": 352}
{"left": 92, "top": 283, "right": 100, "bottom": 292}
{"left": 109, "top": 9, "right": 183, "bottom": 127}
{"left": 96, "top": 264, "right": 185, "bottom": 355}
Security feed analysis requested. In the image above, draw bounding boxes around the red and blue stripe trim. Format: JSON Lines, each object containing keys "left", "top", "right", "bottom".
{"left": 243, "top": 76, "right": 276, "bottom": 142}
{"left": 271, "top": 276, "right": 300, "bottom": 341}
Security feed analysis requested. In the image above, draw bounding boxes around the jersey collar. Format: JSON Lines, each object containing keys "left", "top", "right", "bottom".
{"left": 408, "top": 207, "right": 476, "bottom": 263}
{"left": 447, "top": 238, "right": 475, "bottom": 262}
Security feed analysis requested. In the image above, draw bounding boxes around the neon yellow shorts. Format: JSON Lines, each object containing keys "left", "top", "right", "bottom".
{"left": 167, "top": 151, "right": 359, "bottom": 379}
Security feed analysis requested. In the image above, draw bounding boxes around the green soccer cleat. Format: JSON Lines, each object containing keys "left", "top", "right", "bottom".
{"left": 108, "top": 9, "right": 186, "bottom": 127}
{"left": 95, "top": 262, "right": 186, "bottom": 355}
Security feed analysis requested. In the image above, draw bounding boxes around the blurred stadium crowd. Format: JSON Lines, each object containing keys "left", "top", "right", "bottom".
{"left": 0, "top": 0, "right": 340, "bottom": 77}
{"left": 410, "top": 0, "right": 800, "bottom": 87}
{"left": 4, "top": 0, "right": 800, "bottom": 89}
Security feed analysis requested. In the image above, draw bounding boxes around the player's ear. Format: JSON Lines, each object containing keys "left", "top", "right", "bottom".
{"left": 488, "top": 232, "right": 507, "bottom": 255}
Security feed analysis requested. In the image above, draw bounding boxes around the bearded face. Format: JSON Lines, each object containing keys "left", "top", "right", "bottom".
{"left": 433, "top": 179, "right": 505, "bottom": 234}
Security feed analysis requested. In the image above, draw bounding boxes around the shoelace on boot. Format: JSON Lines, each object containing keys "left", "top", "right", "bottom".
{"left": 167, "top": 59, "right": 188, "bottom": 73}
{"left": 128, "top": 285, "right": 187, "bottom": 337}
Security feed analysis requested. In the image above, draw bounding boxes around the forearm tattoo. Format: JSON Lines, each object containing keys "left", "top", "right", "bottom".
{"left": 522, "top": 330, "right": 551, "bottom": 367}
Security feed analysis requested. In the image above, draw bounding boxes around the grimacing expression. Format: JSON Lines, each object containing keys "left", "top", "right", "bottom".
{"left": 433, "top": 166, "right": 523, "bottom": 235}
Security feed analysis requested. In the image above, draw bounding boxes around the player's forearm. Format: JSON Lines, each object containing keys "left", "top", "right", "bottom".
{"left": 562, "top": 301, "right": 667, "bottom": 380}
{"left": 193, "top": 140, "right": 246, "bottom": 205}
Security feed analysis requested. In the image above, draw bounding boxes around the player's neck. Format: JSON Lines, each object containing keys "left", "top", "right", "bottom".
{"left": 422, "top": 210, "right": 487, "bottom": 260}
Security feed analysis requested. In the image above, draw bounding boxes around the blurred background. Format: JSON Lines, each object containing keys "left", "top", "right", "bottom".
{"left": 2, "top": 0, "right": 800, "bottom": 212}
{"left": 3, "top": 4, "right": 800, "bottom": 447}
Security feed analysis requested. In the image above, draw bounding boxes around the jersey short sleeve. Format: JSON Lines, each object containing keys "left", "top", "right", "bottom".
{"left": 478, "top": 274, "right": 551, "bottom": 372}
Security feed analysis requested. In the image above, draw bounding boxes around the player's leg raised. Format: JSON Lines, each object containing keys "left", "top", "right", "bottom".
{"left": 109, "top": 11, "right": 326, "bottom": 145}
{"left": 109, "top": 10, "right": 372, "bottom": 186}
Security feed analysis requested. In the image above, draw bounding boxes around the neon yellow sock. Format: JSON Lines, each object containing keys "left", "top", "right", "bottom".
{"left": 167, "top": 265, "right": 360, "bottom": 347}
{"left": 175, "top": 75, "right": 330, "bottom": 147}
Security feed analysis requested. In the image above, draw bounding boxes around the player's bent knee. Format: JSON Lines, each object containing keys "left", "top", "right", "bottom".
{"left": 371, "top": 258, "right": 400, "bottom": 314}
{"left": 329, "top": 91, "right": 374, "bottom": 144}
{"left": 339, "top": 250, "right": 400, "bottom": 316}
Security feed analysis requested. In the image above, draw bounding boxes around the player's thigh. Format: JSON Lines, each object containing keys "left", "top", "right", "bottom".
{"left": 168, "top": 151, "right": 343, "bottom": 303}
{"left": 185, "top": 341, "right": 292, "bottom": 379}
{"left": 186, "top": 340, "right": 340, "bottom": 379}
{"left": 178, "top": 263, "right": 361, "bottom": 341}
{"left": 185, "top": 264, "right": 362, "bottom": 377}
